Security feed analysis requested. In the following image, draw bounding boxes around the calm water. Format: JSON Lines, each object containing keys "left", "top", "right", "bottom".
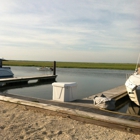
{"left": 1, "top": 66, "right": 140, "bottom": 116}
{"left": 4, "top": 66, "right": 131, "bottom": 99}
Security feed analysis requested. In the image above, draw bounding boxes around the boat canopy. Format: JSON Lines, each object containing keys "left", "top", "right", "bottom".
{"left": 0, "top": 57, "right": 7, "bottom": 60}
{"left": 0, "top": 58, "right": 8, "bottom": 68}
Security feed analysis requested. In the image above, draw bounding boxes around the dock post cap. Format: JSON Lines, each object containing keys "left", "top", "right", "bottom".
{"left": 52, "top": 82, "right": 77, "bottom": 87}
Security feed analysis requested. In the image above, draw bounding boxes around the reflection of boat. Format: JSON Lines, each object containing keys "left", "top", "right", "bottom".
{"left": 126, "top": 101, "right": 140, "bottom": 115}
{"left": 125, "top": 53, "right": 140, "bottom": 106}
{"left": 0, "top": 58, "right": 14, "bottom": 78}
{"left": 37, "top": 67, "right": 53, "bottom": 71}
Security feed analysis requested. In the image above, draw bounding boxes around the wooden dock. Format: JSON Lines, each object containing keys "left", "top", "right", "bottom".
{"left": 86, "top": 85, "right": 127, "bottom": 100}
{"left": 0, "top": 85, "right": 140, "bottom": 134}
{"left": 0, "top": 75, "right": 57, "bottom": 86}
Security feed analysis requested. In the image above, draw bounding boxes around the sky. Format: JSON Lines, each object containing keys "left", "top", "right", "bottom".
{"left": 0, "top": 0, "right": 140, "bottom": 63}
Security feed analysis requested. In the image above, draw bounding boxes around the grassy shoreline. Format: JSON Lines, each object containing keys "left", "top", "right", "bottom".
{"left": 3, "top": 60, "right": 136, "bottom": 70}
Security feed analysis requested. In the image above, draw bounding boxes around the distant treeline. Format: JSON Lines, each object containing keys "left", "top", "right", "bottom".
{"left": 3, "top": 60, "right": 136, "bottom": 70}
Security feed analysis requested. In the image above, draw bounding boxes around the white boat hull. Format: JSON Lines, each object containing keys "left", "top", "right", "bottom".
{"left": 37, "top": 67, "right": 53, "bottom": 71}
{"left": 37, "top": 67, "right": 49, "bottom": 71}
{"left": 125, "top": 74, "right": 140, "bottom": 106}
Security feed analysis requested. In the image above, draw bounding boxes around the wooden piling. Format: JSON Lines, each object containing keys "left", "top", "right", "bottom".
{"left": 0, "top": 60, "right": 2, "bottom": 68}
{"left": 53, "top": 61, "right": 56, "bottom": 75}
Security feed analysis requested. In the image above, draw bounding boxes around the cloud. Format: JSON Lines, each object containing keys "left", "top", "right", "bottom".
{"left": 0, "top": 0, "right": 140, "bottom": 62}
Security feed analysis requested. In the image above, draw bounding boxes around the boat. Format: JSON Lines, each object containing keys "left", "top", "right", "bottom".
{"left": 125, "top": 54, "right": 140, "bottom": 106}
{"left": 37, "top": 67, "right": 53, "bottom": 71}
{"left": 0, "top": 58, "right": 14, "bottom": 78}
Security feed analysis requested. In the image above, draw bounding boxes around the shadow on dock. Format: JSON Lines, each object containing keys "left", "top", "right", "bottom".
{"left": 127, "top": 101, "right": 140, "bottom": 116}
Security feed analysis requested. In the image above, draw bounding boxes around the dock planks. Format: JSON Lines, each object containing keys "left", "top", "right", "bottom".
{"left": 0, "top": 93, "right": 140, "bottom": 134}
{"left": 0, "top": 75, "right": 57, "bottom": 86}
{"left": 86, "top": 85, "right": 127, "bottom": 100}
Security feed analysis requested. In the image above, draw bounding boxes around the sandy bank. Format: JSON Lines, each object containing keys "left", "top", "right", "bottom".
{"left": 0, "top": 101, "right": 140, "bottom": 140}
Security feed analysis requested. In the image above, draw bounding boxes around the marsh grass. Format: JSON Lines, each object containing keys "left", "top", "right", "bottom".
{"left": 3, "top": 60, "right": 136, "bottom": 70}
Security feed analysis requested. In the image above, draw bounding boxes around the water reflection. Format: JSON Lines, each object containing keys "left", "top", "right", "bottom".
{"left": 126, "top": 101, "right": 140, "bottom": 115}
{"left": 0, "top": 66, "right": 140, "bottom": 115}
{"left": 0, "top": 66, "right": 132, "bottom": 99}
{"left": 0, "top": 66, "right": 136, "bottom": 114}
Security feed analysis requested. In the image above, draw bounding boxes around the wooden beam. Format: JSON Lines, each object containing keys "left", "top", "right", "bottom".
{"left": 53, "top": 61, "right": 56, "bottom": 75}
{"left": 0, "top": 75, "right": 57, "bottom": 86}
{"left": 0, "top": 94, "right": 140, "bottom": 135}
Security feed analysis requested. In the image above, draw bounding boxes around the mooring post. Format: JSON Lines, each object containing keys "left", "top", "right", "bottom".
{"left": 0, "top": 60, "right": 2, "bottom": 68}
{"left": 53, "top": 61, "right": 56, "bottom": 75}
